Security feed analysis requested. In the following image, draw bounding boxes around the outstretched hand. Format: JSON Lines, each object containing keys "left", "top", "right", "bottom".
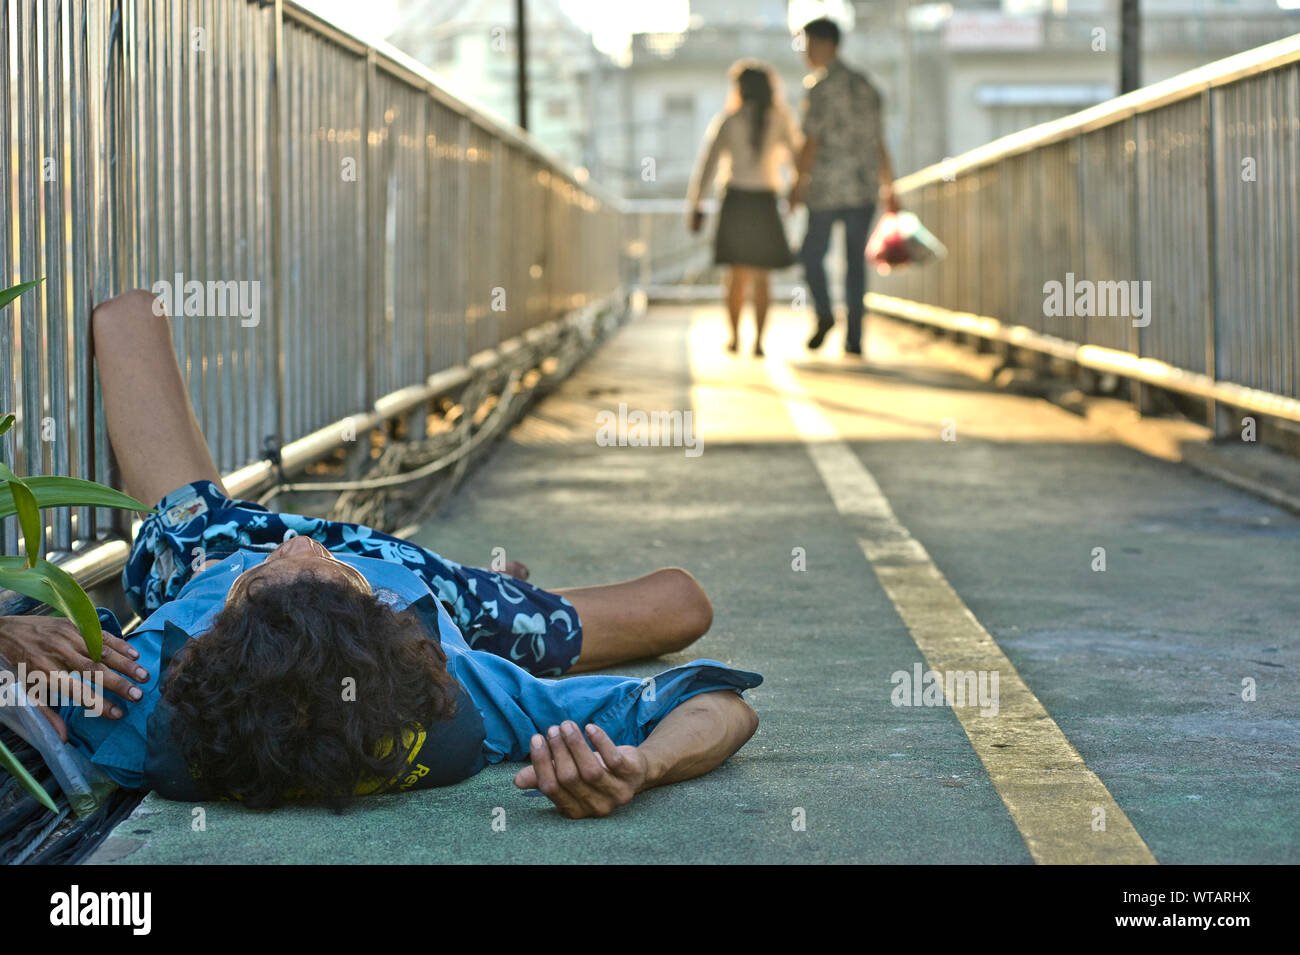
{"left": 0, "top": 615, "right": 149, "bottom": 741}
{"left": 514, "top": 721, "right": 649, "bottom": 819}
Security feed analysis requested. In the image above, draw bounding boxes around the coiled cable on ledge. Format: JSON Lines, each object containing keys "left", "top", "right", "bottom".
{"left": 254, "top": 323, "right": 590, "bottom": 531}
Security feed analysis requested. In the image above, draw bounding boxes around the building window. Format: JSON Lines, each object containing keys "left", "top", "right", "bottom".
{"left": 663, "top": 95, "right": 696, "bottom": 177}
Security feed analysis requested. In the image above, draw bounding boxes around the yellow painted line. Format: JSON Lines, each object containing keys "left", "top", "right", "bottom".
{"left": 764, "top": 356, "right": 1157, "bottom": 865}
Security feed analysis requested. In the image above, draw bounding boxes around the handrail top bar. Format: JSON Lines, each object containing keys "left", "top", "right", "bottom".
{"left": 896, "top": 32, "right": 1300, "bottom": 191}
{"left": 623, "top": 198, "right": 720, "bottom": 213}
{"left": 866, "top": 295, "right": 1300, "bottom": 426}
{"left": 281, "top": 0, "right": 623, "bottom": 208}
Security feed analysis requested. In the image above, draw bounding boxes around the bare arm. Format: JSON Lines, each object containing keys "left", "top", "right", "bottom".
{"left": 878, "top": 109, "right": 898, "bottom": 212}
{"left": 639, "top": 690, "right": 758, "bottom": 787}
{"left": 513, "top": 690, "right": 759, "bottom": 818}
{"left": 91, "top": 289, "right": 227, "bottom": 507}
{"left": 687, "top": 114, "right": 727, "bottom": 232}
{"left": 790, "top": 134, "right": 817, "bottom": 207}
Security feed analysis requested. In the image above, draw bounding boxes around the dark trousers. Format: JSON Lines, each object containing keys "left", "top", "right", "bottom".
{"left": 800, "top": 203, "right": 875, "bottom": 351}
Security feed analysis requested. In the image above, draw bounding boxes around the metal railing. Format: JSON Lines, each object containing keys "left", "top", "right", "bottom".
{"left": 2, "top": 0, "right": 624, "bottom": 567}
{"left": 622, "top": 198, "right": 718, "bottom": 293}
{"left": 873, "top": 33, "right": 1300, "bottom": 428}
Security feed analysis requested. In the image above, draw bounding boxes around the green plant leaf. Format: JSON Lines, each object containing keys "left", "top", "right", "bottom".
{"left": 0, "top": 413, "right": 13, "bottom": 437}
{"left": 0, "top": 556, "right": 102, "bottom": 659}
{"left": 0, "top": 476, "right": 153, "bottom": 519}
{"left": 0, "top": 468, "right": 41, "bottom": 567}
{"left": 0, "top": 737, "right": 58, "bottom": 813}
{"left": 0, "top": 278, "right": 44, "bottom": 312}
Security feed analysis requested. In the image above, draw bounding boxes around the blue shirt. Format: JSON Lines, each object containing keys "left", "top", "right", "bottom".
{"left": 63, "top": 553, "right": 762, "bottom": 790}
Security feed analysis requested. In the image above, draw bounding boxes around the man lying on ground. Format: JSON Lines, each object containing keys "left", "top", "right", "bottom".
{"left": 0, "top": 290, "right": 760, "bottom": 818}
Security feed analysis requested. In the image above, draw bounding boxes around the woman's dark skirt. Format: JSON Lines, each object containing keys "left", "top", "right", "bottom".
{"left": 714, "top": 186, "right": 794, "bottom": 269}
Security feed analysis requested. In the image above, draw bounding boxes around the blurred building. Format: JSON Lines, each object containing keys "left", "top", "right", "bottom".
{"left": 614, "top": 0, "right": 808, "bottom": 199}
{"left": 386, "top": 0, "right": 621, "bottom": 179}
{"left": 917, "top": 0, "right": 1300, "bottom": 169}
{"left": 385, "top": 0, "right": 1298, "bottom": 198}
{"left": 621, "top": 0, "right": 1297, "bottom": 197}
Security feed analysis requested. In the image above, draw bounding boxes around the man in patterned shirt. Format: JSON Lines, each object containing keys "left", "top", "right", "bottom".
{"left": 0, "top": 290, "right": 761, "bottom": 819}
{"left": 790, "top": 17, "right": 897, "bottom": 358}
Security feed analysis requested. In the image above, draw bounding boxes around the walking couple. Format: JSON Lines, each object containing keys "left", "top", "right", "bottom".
{"left": 687, "top": 17, "right": 897, "bottom": 359}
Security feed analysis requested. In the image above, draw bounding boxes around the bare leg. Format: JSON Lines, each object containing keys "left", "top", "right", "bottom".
{"left": 751, "top": 268, "right": 770, "bottom": 356}
{"left": 91, "top": 289, "right": 226, "bottom": 506}
{"left": 724, "top": 266, "right": 747, "bottom": 352}
{"left": 559, "top": 568, "right": 713, "bottom": 673}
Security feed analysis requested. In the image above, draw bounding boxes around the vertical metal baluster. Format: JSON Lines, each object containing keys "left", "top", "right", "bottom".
{"left": 361, "top": 50, "right": 375, "bottom": 414}
{"left": 456, "top": 112, "right": 469, "bottom": 369}
{"left": 1, "top": 0, "right": 14, "bottom": 556}
{"left": 308, "top": 33, "right": 320, "bottom": 430}
{"left": 1203, "top": 87, "right": 1222, "bottom": 430}
{"left": 1266, "top": 73, "right": 1282, "bottom": 397}
{"left": 137, "top": 0, "right": 154, "bottom": 299}
{"left": 281, "top": 20, "right": 296, "bottom": 442}
{"left": 1286, "top": 64, "right": 1299, "bottom": 400}
{"left": 164, "top": 0, "right": 182, "bottom": 403}
{"left": 268, "top": 0, "right": 284, "bottom": 454}
{"left": 197, "top": 0, "right": 215, "bottom": 461}
{"left": 43, "top": 0, "right": 70, "bottom": 550}
{"left": 18, "top": 1, "right": 42, "bottom": 524}
{"left": 251, "top": 0, "right": 266, "bottom": 468}
{"left": 229, "top": 0, "right": 245, "bottom": 471}
{"left": 213, "top": 0, "right": 229, "bottom": 473}
{"left": 86, "top": 0, "right": 107, "bottom": 527}
{"left": 177, "top": 0, "right": 195, "bottom": 436}
{"left": 68, "top": 0, "right": 92, "bottom": 540}
{"left": 242, "top": 0, "right": 256, "bottom": 468}
{"left": 318, "top": 31, "right": 330, "bottom": 423}
{"left": 420, "top": 89, "right": 434, "bottom": 389}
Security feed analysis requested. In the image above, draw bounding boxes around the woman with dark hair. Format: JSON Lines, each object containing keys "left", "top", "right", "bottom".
{"left": 688, "top": 60, "right": 800, "bottom": 357}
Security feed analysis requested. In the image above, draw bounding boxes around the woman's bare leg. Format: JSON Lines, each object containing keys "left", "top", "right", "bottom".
{"left": 751, "top": 269, "right": 771, "bottom": 356}
{"left": 559, "top": 568, "right": 714, "bottom": 673}
{"left": 724, "top": 266, "right": 747, "bottom": 352}
{"left": 91, "top": 289, "right": 226, "bottom": 506}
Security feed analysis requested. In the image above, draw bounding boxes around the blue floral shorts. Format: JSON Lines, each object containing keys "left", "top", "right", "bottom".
{"left": 123, "top": 480, "right": 583, "bottom": 676}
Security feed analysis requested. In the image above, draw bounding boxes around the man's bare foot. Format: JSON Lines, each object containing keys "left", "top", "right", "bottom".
{"left": 753, "top": 343, "right": 765, "bottom": 358}
{"left": 503, "top": 559, "right": 530, "bottom": 580}
{"left": 725, "top": 338, "right": 738, "bottom": 354}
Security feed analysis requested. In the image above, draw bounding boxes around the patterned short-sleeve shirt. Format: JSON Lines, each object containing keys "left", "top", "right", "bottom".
{"left": 802, "top": 59, "right": 885, "bottom": 210}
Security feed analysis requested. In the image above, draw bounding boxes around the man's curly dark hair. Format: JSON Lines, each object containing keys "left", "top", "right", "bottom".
{"left": 161, "top": 575, "right": 460, "bottom": 810}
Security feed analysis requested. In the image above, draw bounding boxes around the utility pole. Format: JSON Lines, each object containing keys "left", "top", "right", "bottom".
{"left": 1119, "top": 0, "right": 1141, "bottom": 93}
{"left": 515, "top": 0, "right": 529, "bottom": 130}
{"left": 898, "top": 0, "right": 914, "bottom": 175}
